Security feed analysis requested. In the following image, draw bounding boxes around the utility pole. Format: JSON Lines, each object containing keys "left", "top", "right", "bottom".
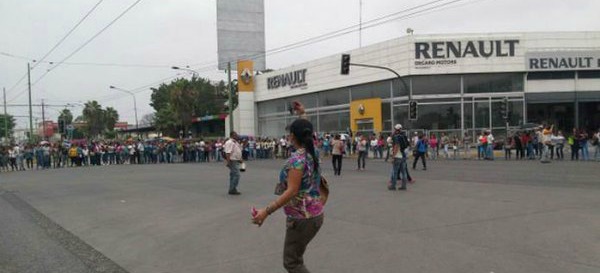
{"left": 359, "top": 0, "right": 363, "bottom": 48}
{"left": 3, "top": 87, "right": 7, "bottom": 141}
{"left": 41, "top": 99, "right": 46, "bottom": 140}
{"left": 227, "top": 62, "right": 233, "bottom": 134}
{"left": 28, "top": 63, "right": 33, "bottom": 143}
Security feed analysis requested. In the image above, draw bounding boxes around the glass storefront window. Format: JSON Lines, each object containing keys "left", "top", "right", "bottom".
{"left": 395, "top": 103, "right": 461, "bottom": 130}
{"left": 464, "top": 102, "right": 473, "bottom": 131}
{"left": 382, "top": 102, "right": 392, "bottom": 132}
{"left": 474, "top": 100, "right": 490, "bottom": 129}
{"left": 578, "top": 70, "right": 600, "bottom": 79}
{"left": 491, "top": 101, "right": 506, "bottom": 128}
{"left": 393, "top": 105, "right": 409, "bottom": 130}
{"left": 351, "top": 80, "right": 390, "bottom": 100}
{"left": 318, "top": 111, "right": 350, "bottom": 133}
{"left": 578, "top": 102, "right": 600, "bottom": 132}
{"left": 527, "top": 103, "right": 574, "bottom": 132}
{"left": 257, "top": 99, "right": 285, "bottom": 116}
{"left": 318, "top": 88, "right": 349, "bottom": 107}
{"left": 527, "top": 71, "right": 575, "bottom": 80}
{"left": 392, "top": 78, "right": 410, "bottom": 97}
{"left": 412, "top": 75, "right": 461, "bottom": 95}
{"left": 464, "top": 73, "right": 523, "bottom": 93}
{"left": 258, "top": 117, "right": 288, "bottom": 138}
{"left": 508, "top": 100, "right": 524, "bottom": 126}
{"left": 286, "top": 93, "right": 317, "bottom": 109}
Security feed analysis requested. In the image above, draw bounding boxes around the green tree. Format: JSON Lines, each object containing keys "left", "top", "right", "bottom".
{"left": 82, "top": 100, "right": 105, "bottom": 137}
{"left": 58, "top": 109, "right": 73, "bottom": 135}
{"left": 169, "top": 78, "right": 198, "bottom": 135}
{"left": 58, "top": 109, "right": 73, "bottom": 124}
{"left": 0, "top": 114, "right": 16, "bottom": 141}
{"left": 154, "top": 105, "right": 179, "bottom": 136}
{"left": 150, "top": 77, "right": 232, "bottom": 137}
{"left": 104, "top": 107, "right": 119, "bottom": 131}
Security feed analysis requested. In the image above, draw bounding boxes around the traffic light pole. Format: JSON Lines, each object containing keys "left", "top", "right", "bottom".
{"left": 349, "top": 63, "right": 410, "bottom": 100}
{"left": 227, "top": 62, "right": 233, "bottom": 135}
{"left": 3, "top": 87, "right": 7, "bottom": 142}
{"left": 504, "top": 97, "right": 509, "bottom": 149}
{"left": 348, "top": 62, "right": 416, "bottom": 122}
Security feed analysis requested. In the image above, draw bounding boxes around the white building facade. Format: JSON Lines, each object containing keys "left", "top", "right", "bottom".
{"left": 239, "top": 31, "right": 600, "bottom": 138}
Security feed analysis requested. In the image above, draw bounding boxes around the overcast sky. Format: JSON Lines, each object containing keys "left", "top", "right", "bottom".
{"left": 1, "top": 0, "right": 599, "bottom": 128}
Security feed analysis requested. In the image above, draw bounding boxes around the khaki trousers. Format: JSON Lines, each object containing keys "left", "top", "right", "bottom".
{"left": 283, "top": 214, "right": 324, "bottom": 273}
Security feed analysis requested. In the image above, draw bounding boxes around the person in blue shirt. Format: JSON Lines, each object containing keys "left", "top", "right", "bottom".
{"left": 413, "top": 133, "right": 428, "bottom": 171}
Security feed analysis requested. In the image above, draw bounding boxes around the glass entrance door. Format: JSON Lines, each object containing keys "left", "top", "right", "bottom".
{"left": 356, "top": 119, "right": 374, "bottom": 135}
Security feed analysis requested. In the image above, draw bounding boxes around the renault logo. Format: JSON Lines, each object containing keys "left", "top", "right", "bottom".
{"left": 241, "top": 68, "right": 252, "bottom": 84}
{"left": 358, "top": 104, "right": 365, "bottom": 115}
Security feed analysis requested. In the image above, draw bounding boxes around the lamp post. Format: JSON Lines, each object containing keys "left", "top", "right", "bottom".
{"left": 173, "top": 65, "right": 233, "bottom": 135}
{"left": 109, "top": 85, "right": 138, "bottom": 130}
{"left": 171, "top": 66, "right": 198, "bottom": 77}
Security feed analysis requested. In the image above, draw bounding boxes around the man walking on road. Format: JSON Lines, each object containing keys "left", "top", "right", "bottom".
{"left": 225, "top": 131, "right": 243, "bottom": 195}
{"left": 389, "top": 124, "right": 409, "bottom": 191}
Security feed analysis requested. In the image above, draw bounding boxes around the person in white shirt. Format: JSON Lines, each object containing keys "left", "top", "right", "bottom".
{"left": 225, "top": 131, "right": 243, "bottom": 195}
{"left": 8, "top": 147, "right": 17, "bottom": 171}
{"left": 369, "top": 137, "right": 377, "bottom": 159}
{"left": 385, "top": 135, "right": 393, "bottom": 162}
{"left": 215, "top": 140, "right": 223, "bottom": 162}
{"left": 486, "top": 131, "right": 495, "bottom": 160}
{"left": 279, "top": 137, "right": 287, "bottom": 158}
{"left": 137, "top": 142, "right": 145, "bottom": 164}
{"left": 357, "top": 135, "right": 368, "bottom": 170}
{"left": 552, "top": 131, "right": 566, "bottom": 160}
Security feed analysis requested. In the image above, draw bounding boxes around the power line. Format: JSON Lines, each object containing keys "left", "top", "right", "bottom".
{"left": 7, "top": 0, "right": 476, "bottom": 108}
{"left": 248, "top": 0, "right": 467, "bottom": 60}
{"left": 94, "top": 0, "right": 470, "bottom": 105}
{"left": 94, "top": 63, "right": 223, "bottom": 103}
{"left": 32, "top": 0, "right": 145, "bottom": 85}
{"left": 8, "top": 0, "right": 145, "bottom": 102}
{"left": 32, "top": 0, "right": 106, "bottom": 70}
{"left": 4, "top": 0, "right": 106, "bottom": 95}
{"left": 0, "top": 51, "right": 186, "bottom": 68}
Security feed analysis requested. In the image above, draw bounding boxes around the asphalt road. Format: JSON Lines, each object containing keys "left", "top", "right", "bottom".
{"left": 1, "top": 158, "right": 599, "bottom": 273}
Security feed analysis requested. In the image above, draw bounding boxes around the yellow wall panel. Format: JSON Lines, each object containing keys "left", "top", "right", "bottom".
{"left": 350, "top": 98, "right": 382, "bottom": 134}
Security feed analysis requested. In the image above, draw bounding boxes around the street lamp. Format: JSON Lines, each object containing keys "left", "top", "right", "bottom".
{"left": 109, "top": 85, "right": 138, "bottom": 130}
{"left": 171, "top": 66, "right": 198, "bottom": 77}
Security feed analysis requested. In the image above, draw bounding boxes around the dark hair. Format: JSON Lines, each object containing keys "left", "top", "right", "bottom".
{"left": 289, "top": 119, "right": 319, "bottom": 170}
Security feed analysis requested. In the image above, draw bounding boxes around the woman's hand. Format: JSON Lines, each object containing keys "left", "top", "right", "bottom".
{"left": 292, "top": 101, "right": 305, "bottom": 116}
{"left": 252, "top": 208, "right": 268, "bottom": 227}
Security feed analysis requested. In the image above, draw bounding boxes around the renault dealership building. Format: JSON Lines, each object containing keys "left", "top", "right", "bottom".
{"left": 234, "top": 31, "right": 600, "bottom": 138}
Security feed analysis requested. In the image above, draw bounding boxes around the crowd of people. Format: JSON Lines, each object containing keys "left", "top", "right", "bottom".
{"left": 1, "top": 127, "right": 598, "bottom": 173}
{"left": 320, "top": 127, "right": 600, "bottom": 166}
{"left": 0, "top": 137, "right": 294, "bottom": 172}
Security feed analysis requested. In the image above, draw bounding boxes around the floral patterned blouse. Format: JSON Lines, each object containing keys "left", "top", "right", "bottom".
{"left": 278, "top": 149, "right": 324, "bottom": 219}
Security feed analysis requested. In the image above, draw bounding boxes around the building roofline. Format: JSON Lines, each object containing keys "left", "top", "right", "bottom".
{"left": 257, "top": 30, "right": 600, "bottom": 78}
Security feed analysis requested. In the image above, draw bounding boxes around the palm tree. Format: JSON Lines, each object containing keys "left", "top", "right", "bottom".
{"left": 58, "top": 109, "right": 73, "bottom": 124}
{"left": 58, "top": 109, "right": 73, "bottom": 135}
{"left": 82, "top": 100, "right": 105, "bottom": 137}
{"left": 104, "top": 107, "right": 119, "bottom": 132}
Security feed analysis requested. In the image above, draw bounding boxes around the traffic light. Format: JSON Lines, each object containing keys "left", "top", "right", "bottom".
{"left": 500, "top": 97, "right": 509, "bottom": 120}
{"left": 409, "top": 100, "right": 418, "bottom": 120}
{"left": 58, "top": 119, "right": 65, "bottom": 135}
{"left": 341, "top": 54, "right": 350, "bottom": 75}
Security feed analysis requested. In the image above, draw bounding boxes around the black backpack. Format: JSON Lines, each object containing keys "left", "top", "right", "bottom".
{"left": 394, "top": 133, "right": 409, "bottom": 151}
